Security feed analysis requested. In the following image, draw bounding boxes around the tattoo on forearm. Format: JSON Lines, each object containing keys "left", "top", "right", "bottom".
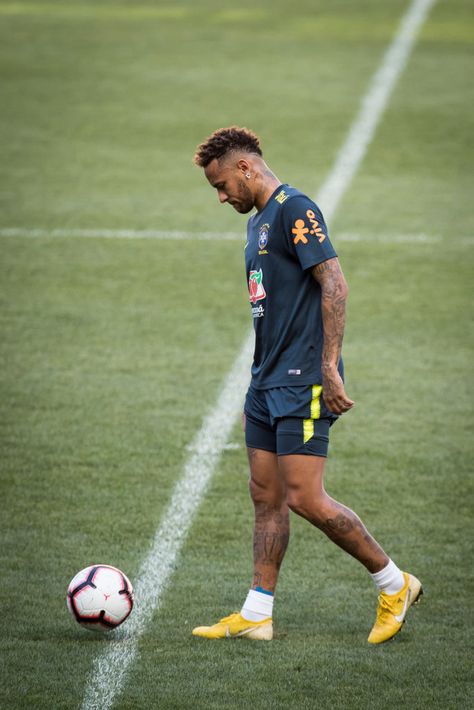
{"left": 312, "top": 258, "right": 347, "bottom": 369}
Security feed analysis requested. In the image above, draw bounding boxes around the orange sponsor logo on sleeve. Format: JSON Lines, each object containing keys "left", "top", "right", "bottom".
{"left": 306, "top": 210, "right": 326, "bottom": 243}
{"left": 292, "top": 219, "right": 309, "bottom": 245}
{"left": 292, "top": 210, "right": 326, "bottom": 246}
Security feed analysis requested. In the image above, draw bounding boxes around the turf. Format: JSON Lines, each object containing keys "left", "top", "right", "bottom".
{"left": 0, "top": 1, "right": 473, "bottom": 709}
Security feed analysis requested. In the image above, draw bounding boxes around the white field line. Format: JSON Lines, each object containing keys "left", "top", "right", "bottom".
{"left": 317, "top": 0, "right": 437, "bottom": 224}
{"left": 0, "top": 227, "right": 463, "bottom": 245}
{"left": 81, "top": 1, "right": 436, "bottom": 708}
{"left": 338, "top": 232, "right": 443, "bottom": 244}
{"left": 0, "top": 227, "right": 243, "bottom": 241}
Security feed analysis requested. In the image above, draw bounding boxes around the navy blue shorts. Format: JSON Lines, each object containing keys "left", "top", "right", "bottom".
{"left": 244, "top": 383, "right": 338, "bottom": 457}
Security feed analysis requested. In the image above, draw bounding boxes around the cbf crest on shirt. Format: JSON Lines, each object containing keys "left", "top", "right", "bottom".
{"left": 245, "top": 184, "right": 342, "bottom": 389}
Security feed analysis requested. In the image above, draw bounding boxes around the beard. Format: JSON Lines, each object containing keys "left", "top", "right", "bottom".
{"left": 230, "top": 180, "right": 255, "bottom": 213}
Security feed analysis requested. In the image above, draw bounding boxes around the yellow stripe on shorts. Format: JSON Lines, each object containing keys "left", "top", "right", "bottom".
{"left": 303, "top": 385, "right": 323, "bottom": 444}
{"left": 303, "top": 418, "right": 314, "bottom": 444}
{"left": 310, "top": 385, "right": 323, "bottom": 420}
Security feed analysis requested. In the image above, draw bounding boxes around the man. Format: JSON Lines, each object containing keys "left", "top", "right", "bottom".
{"left": 192, "top": 126, "right": 422, "bottom": 643}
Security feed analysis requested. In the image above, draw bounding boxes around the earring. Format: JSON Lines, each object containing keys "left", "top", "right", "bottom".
{"left": 245, "top": 172, "right": 251, "bottom": 179}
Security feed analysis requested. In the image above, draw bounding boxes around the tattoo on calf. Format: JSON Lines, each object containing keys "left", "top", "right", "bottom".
{"left": 253, "top": 504, "right": 290, "bottom": 577}
{"left": 314, "top": 501, "right": 386, "bottom": 568}
{"left": 252, "top": 522, "right": 289, "bottom": 588}
{"left": 256, "top": 503, "right": 286, "bottom": 525}
{"left": 249, "top": 484, "right": 290, "bottom": 588}
{"left": 323, "top": 513, "right": 354, "bottom": 535}
{"left": 254, "top": 530, "right": 289, "bottom": 567}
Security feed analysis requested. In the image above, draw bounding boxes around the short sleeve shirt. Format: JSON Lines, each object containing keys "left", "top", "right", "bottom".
{"left": 245, "top": 184, "right": 343, "bottom": 389}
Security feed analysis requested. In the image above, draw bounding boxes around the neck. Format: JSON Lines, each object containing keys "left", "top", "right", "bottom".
{"left": 253, "top": 165, "right": 281, "bottom": 212}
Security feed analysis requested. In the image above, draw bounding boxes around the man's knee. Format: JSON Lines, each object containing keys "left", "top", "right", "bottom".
{"left": 286, "top": 487, "right": 310, "bottom": 518}
{"left": 249, "top": 476, "right": 285, "bottom": 510}
{"left": 286, "top": 485, "right": 327, "bottom": 524}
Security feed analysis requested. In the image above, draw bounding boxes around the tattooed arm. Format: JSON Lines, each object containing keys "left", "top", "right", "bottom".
{"left": 312, "top": 257, "right": 354, "bottom": 415}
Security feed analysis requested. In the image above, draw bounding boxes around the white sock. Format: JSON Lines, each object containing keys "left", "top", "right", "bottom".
{"left": 370, "top": 559, "right": 405, "bottom": 595}
{"left": 241, "top": 589, "right": 274, "bottom": 621}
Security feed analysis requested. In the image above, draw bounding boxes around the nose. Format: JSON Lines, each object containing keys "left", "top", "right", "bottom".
{"left": 218, "top": 190, "right": 228, "bottom": 204}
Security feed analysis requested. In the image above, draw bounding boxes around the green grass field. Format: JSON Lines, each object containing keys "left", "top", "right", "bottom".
{"left": 1, "top": 1, "right": 473, "bottom": 708}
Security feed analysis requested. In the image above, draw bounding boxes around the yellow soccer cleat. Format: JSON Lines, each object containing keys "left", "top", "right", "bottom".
{"left": 192, "top": 612, "right": 273, "bottom": 640}
{"left": 368, "top": 572, "right": 423, "bottom": 644}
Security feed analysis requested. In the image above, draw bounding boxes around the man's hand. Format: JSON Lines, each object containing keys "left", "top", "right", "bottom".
{"left": 322, "top": 364, "right": 354, "bottom": 415}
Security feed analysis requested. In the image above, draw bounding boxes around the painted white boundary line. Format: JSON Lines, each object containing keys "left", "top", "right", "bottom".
{"left": 0, "top": 227, "right": 243, "bottom": 241}
{"left": 81, "top": 1, "right": 436, "bottom": 708}
{"left": 1, "top": 227, "right": 463, "bottom": 245}
{"left": 317, "top": 0, "right": 437, "bottom": 224}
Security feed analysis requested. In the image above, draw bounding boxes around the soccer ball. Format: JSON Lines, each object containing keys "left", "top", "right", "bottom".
{"left": 67, "top": 564, "right": 134, "bottom": 631}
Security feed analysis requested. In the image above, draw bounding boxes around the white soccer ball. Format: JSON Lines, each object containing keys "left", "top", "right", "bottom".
{"left": 67, "top": 564, "right": 134, "bottom": 631}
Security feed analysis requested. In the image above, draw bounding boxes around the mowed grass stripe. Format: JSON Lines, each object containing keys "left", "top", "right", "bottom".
{"left": 80, "top": 2, "right": 437, "bottom": 708}
{"left": 1, "top": 228, "right": 469, "bottom": 245}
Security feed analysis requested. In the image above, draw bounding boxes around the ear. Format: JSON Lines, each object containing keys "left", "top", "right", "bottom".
{"left": 236, "top": 158, "right": 250, "bottom": 175}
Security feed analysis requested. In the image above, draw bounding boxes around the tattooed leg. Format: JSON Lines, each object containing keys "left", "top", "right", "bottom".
{"left": 252, "top": 507, "right": 290, "bottom": 591}
{"left": 316, "top": 498, "right": 388, "bottom": 572}
{"left": 247, "top": 447, "right": 290, "bottom": 592}
{"left": 280, "top": 454, "right": 388, "bottom": 573}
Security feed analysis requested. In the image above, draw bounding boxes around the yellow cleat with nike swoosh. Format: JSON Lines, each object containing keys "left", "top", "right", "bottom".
{"left": 192, "top": 612, "right": 273, "bottom": 640}
{"left": 368, "top": 572, "right": 423, "bottom": 644}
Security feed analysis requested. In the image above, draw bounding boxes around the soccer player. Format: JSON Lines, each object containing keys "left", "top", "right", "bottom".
{"left": 192, "top": 126, "right": 422, "bottom": 643}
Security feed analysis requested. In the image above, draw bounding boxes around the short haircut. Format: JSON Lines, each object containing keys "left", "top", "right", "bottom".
{"left": 193, "top": 126, "right": 263, "bottom": 167}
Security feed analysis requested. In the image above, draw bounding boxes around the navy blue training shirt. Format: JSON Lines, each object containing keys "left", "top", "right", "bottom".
{"left": 245, "top": 184, "right": 343, "bottom": 389}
